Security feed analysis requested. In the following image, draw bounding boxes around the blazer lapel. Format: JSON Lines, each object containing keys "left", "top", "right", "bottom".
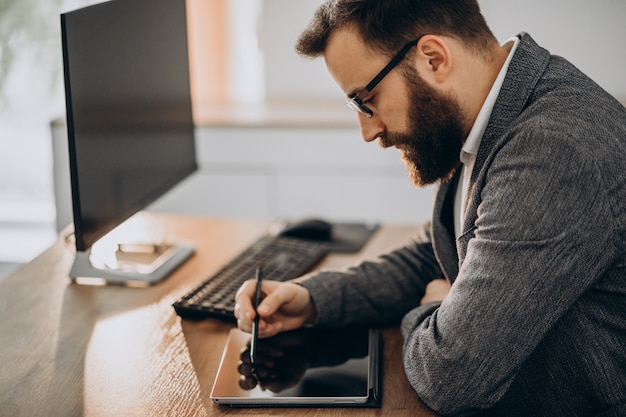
{"left": 457, "top": 33, "right": 551, "bottom": 269}
{"left": 433, "top": 34, "right": 551, "bottom": 284}
{"left": 470, "top": 33, "right": 550, "bottom": 188}
{"left": 431, "top": 167, "right": 461, "bottom": 282}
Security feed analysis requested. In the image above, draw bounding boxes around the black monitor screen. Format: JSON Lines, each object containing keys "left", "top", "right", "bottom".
{"left": 61, "top": 0, "right": 197, "bottom": 251}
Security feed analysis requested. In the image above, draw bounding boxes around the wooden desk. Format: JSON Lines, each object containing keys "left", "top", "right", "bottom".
{"left": 0, "top": 213, "right": 437, "bottom": 417}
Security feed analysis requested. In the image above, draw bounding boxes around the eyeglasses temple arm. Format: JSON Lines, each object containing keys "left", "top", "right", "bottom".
{"left": 364, "top": 39, "right": 420, "bottom": 93}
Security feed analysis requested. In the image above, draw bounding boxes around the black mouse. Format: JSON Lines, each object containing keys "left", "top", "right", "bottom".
{"left": 277, "top": 219, "right": 333, "bottom": 241}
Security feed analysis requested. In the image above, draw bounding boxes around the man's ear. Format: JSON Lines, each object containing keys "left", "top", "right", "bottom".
{"left": 413, "top": 35, "right": 453, "bottom": 84}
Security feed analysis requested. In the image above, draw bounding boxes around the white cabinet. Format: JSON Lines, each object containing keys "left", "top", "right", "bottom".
{"left": 51, "top": 119, "right": 434, "bottom": 232}
{"left": 151, "top": 125, "right": 434, "bottom": 224}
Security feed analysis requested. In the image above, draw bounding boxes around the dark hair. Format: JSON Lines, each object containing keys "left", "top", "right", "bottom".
{"left": 296, "top": 0, "right": 497, "bottom": 59}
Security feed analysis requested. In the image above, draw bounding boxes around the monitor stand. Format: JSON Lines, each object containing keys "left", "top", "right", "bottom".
{"left": 69, "top": 242, "right": 195, "bottom": 287}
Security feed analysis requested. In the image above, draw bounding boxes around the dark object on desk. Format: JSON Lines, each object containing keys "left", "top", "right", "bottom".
{"left": 172, "top": 235, "right": 329, "bottom": 321}
{"left": 211, "top": 327, "right": 381, "bottom": 408}
{"left": 277, "top": 219, "right": 379, "bottom": 253}
{"left": 277, "top": 218, "right": 333, "bottom": 241}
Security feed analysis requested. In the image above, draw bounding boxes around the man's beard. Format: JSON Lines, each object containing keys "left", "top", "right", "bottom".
{"left": 380, "top": 66, "right": 465, "bottom": 187}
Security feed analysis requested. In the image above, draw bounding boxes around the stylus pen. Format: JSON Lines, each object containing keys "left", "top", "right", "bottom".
{"left": 250, "top": 266, "right": 263, "bottom": 364}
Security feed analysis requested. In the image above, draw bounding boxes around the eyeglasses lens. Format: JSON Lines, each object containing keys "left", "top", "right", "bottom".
{"left": 346, "top": 96, "right": 373, "bottom": 117}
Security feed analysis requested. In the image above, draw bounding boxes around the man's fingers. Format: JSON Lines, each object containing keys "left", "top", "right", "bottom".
{"left": 235, "top": 280, "right": 284, "bottom": 330}
{"left": 255, "top": 282, "right": 299, "bottom": 318}
{"left": 235, "top": 279, "right": 258, "bottom": 325}
{"left": 236, "top": 280, "right": 310, "bottom": 337}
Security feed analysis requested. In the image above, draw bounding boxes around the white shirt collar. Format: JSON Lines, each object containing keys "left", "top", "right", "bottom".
{"left": 459, "top": 36, "right": 520, "bottom": 164}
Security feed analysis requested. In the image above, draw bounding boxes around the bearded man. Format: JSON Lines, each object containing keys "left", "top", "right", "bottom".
{"left": 235, "top": 1, "right": 626, "bottom": 415}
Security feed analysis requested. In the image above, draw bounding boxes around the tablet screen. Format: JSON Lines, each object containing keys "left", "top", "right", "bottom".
{"left": 210, "top": 327, "right": 380, "bottom": 407}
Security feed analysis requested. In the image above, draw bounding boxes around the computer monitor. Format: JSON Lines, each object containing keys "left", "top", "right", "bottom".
{"left": 61, "top": 0, "right": 197, "bottom": 286}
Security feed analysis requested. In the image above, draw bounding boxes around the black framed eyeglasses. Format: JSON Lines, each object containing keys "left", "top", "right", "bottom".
{"left": 346, "top": 38, "right": 421, "bottom": 118}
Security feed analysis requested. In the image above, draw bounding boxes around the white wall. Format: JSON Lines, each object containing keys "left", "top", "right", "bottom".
{"left": 260, "top": 0, "right": 339, "bottom": 101}
{"left": 480, "top": 0, "right": 625, "bottom": 101}
{"left": 261, "top": 0, "right": 626, "bottom": 102}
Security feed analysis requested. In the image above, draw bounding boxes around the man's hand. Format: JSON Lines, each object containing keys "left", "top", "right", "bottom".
{"left": 420, "top": 279, "right": 451, "bottom": 305}
{"left": 234, "top": 280, "right": 317, "bottom": 338}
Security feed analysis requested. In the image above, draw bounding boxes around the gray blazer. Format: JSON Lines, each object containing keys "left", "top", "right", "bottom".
{"left": 300, "top": 33, "right": 626, "bottom": 416}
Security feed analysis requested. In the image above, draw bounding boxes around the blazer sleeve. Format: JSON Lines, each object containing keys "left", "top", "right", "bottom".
{"left": 298, "top": 220, "right": 444, "bottom": 327}
{"left": 401, "top": 126, "right": 616, "bottom": 416}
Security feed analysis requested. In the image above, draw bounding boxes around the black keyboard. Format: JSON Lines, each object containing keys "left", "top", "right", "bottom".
{"left": 172, "top": 235, "right": 329, "bottom": 321}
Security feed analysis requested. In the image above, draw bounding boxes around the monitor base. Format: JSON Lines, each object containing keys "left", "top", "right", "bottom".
{"left": 69, "top": 242, "right": 195, "bottom": 287}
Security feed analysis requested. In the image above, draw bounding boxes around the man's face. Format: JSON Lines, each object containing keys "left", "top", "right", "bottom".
{"left": 324, "top": 28, "right": 465, "bottom": 187}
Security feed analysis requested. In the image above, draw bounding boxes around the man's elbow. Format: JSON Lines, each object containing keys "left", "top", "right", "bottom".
{"left": 403, "top": 337, "right": 506, "bottom": 416}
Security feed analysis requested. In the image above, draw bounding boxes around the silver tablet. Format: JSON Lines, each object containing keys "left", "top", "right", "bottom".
{"left": 210, "top": 327, "right": 381, "bottom": 407}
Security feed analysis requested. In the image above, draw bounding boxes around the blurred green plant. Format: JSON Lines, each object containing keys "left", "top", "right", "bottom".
{"left": 0, "top": 0, "right": 66, "bottom": 103}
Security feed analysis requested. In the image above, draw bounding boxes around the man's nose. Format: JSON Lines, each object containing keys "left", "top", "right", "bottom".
{"left": 358, "top": 113, "right": 385, "bottom": 143}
